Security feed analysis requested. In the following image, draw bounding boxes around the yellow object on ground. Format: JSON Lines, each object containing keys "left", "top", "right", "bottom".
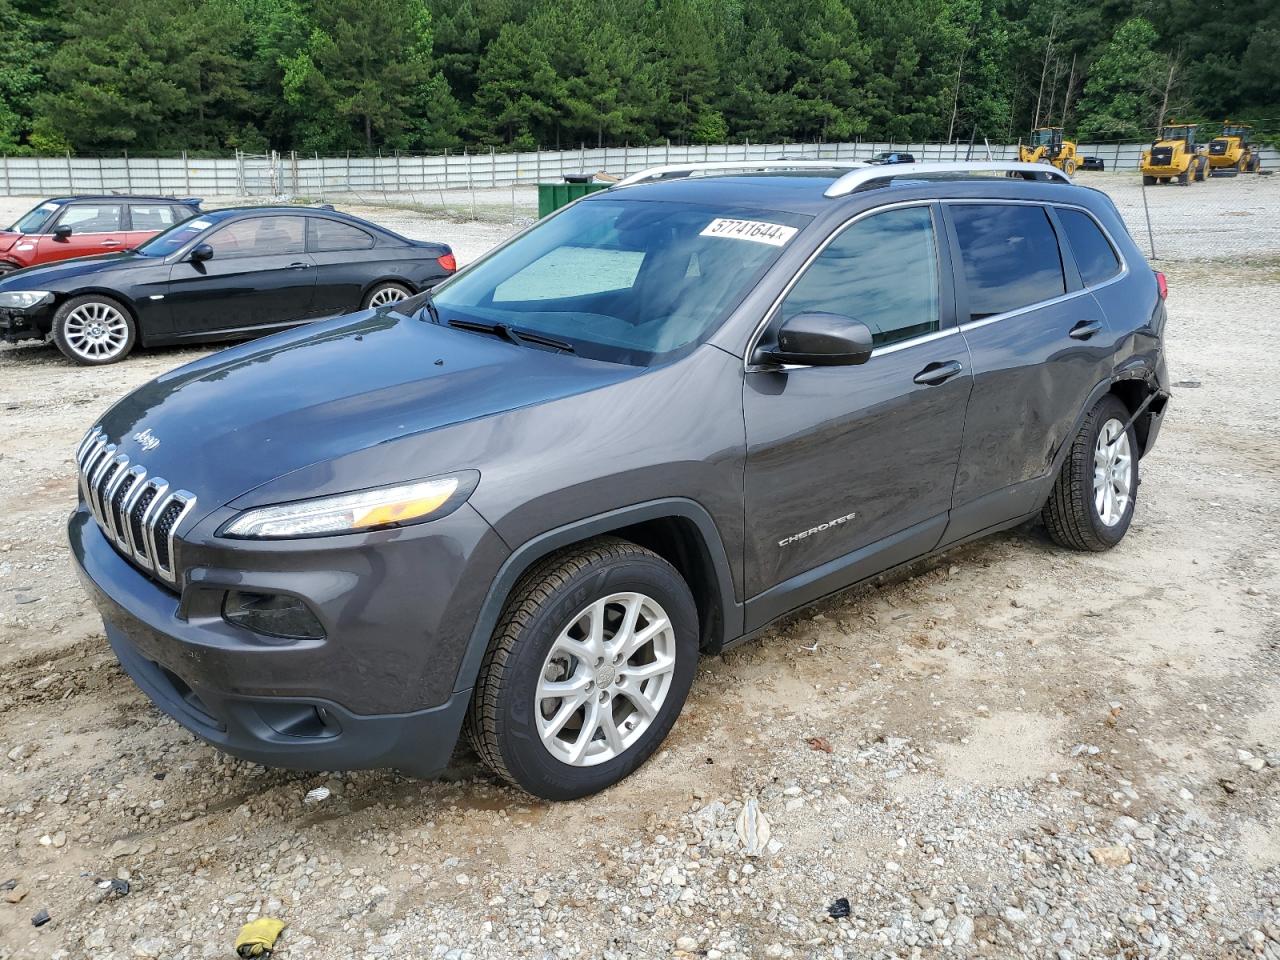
{"left": 234, "top": 918, "right": 287, "bottom": 957}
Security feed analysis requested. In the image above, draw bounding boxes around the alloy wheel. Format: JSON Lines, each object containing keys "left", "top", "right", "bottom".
{"left": 534, "top": 592, "right": 677, "bottom": 767}
{"left": 1093, "top": 418, "right": 1133, "bottom": 527}
{"left": 63, "top": 301, "right": 130, "bottom": 361}
{"left": 368, "top": 285, "right": 409, "bottom": 307}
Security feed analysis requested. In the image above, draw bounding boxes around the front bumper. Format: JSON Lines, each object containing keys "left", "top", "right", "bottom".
{"left": 0, "top": 306, "right": 51, "bottom": 343}
{"left": 69, "top": 503, "right": 509, "bottom": 775}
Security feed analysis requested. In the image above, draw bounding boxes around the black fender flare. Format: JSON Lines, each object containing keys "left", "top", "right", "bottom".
{"left": 451, "top": 497, "right": 741, "bottom": 696}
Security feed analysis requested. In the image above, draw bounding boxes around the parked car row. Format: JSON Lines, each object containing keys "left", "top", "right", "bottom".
{"left": 0, "top": 196, "right": 455, "bottom": 364}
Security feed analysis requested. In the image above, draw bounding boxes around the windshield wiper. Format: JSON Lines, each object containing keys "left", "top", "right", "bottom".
{"left": 447, "top": 318, "right": 575, "bottom": 353}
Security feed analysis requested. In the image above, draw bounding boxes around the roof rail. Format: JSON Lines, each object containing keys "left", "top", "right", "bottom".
{"left": 615, "top": 159, "right": 868, "bottom": 187}
{"left": 824, "top": 161, "right": 1071, "bottom": 197}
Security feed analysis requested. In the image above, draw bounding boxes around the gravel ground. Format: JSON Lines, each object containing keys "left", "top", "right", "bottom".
{"left": 1, "top": 178, "right": 1279, "bottom": 960}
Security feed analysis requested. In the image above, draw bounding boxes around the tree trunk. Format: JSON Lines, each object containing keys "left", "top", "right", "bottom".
{"left": 1033, "top": 12, "right": 1058, "bottom": 130}
{"left": 365, "top": 114, "right": 372, "bottom": 152}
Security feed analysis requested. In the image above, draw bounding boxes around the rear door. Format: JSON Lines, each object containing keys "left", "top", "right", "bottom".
{"left": 306, "top": 217, "right": 380, "bottom": 317}
{"left": 741, "top": 203, "right": 972, "bottom": 623}
{"left": 944, "top": 201, "right": 1113, "bottom": 538}
{"left": 165, "top": 215, "right": 317, "bottom": 338}
{"left": 36, "top": 202, "right": 127, "bottom": 263}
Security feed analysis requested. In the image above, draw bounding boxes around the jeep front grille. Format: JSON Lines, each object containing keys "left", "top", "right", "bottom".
{"left": 76, "top": 427, "right": 197, "bottom": 585}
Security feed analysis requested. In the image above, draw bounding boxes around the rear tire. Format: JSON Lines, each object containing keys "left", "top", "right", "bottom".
{"left": 1042, "top": 394, "right": 1138, "bottom": 552}
{"left": 51, "top": 294, "right": 137, "bottom": 365}
{"left": 362, "top": 281, "right": 413, "bottom": 310}
{"left": 466, "top": 537, "right": 699, "bottom": 800}
{"left": 1142, "top": 175, "right": 1156, "bottom": 186}
{"left": 1178, "top": 168, "right": 1190, "bottom": 186}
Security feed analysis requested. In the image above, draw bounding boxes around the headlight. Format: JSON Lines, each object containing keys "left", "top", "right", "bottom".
{"left": 221, "top": 473, "right": 475, "bottom": 539}
{"left": 0, "top": 291, "right": 53, "bottom": 309}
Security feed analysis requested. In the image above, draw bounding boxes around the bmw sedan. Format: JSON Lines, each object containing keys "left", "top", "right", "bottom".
{"left": 0, "top": 206, "right": 455, "bottom": 364}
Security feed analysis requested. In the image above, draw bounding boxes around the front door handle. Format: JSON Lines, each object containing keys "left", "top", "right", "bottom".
{"left": 100, "top": 239, "right": 121, "bottom": 246}
{"left": 287, "top": 261, "right": 311, "bottom": 270}
{"left": 1069, "top": 320, "right": 1102, "bottom": 340}
{"left": 913, "top": 360, "right": 964, "bottom": 385}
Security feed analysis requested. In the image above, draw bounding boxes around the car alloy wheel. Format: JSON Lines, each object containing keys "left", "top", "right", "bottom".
{"left": 367, "top": 284, "right": 409, "bottom": 307}
{"left": 63, "top": 301, "right": 131, "bottom": 361}
{"left": 534, "top": 591, "right": 676, "bottom": 767}
{"left": 1092, "top": 417, "right": 1133, "bottom": 527}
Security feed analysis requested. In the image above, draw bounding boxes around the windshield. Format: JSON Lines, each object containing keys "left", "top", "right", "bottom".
{"left": 1033, "top": 129, "right": 1057, "bottom": 146}
{"left": 7, "top": 201, "right": 60, "bottom": 234}
{"left": 1160, "top": 126, "right": 1192, "bottom": 142}
{"left": 134, "top": 215, "right": 218, "bottom": 257}
{"left": 429, "top": 198, "right": 810, "bottom": 365}
{"left": 1222, "top": 124, "right": 1249, "bottom": 139}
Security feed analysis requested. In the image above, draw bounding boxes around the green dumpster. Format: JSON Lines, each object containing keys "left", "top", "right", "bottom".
{"left": 537, "top": 180, "right": 611, "bottom": 217}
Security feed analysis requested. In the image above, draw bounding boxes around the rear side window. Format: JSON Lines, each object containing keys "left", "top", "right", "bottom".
{"left": 951, "top": 204, "right": 1065, "bottom": 320}
{"left": 130, "top": 205, "right": 179, "bottom": 231}
{"left": 308, "top": 218, "right": 375, "bottom": 252}
{"left": 779, "top": 205, "right": 940, "bottom": 347}
{"left": 1057, "top": 208, "right": 1121, "bottom": 286}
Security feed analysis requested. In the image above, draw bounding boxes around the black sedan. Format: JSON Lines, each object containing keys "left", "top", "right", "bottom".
{"left": 0, "top": 206, "right": 455, "bottom": 364}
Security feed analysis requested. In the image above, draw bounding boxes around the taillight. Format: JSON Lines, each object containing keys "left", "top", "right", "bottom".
{"left": 437, "top": 252, "right": 457, "bottom": 272}
{"left": 1155, "top": 270, "right": 1168, "bottom": 300}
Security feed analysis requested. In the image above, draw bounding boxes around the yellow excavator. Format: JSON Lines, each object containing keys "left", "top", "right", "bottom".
{"left": 1206, "top": 121, "right": 1261, "bottom": 175}
{"left": 1018, "top": 127, "right": 1080, "bottom": 175}
{"left": 1140, "top": 123, "right": 1210, "bottom": 185}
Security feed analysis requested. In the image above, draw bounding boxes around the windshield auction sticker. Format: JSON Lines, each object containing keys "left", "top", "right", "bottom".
{"left": 700, "top": 218, "right": 798, "bottom": 247}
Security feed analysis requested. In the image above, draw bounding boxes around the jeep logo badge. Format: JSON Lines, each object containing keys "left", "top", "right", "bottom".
{"left": 132, "top": 428, "right": 160, "bottom": 452}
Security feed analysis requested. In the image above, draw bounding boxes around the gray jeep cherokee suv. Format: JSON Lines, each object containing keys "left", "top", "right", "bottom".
{"left": 70, "top": 161, "right": 1169, "bottom": 800}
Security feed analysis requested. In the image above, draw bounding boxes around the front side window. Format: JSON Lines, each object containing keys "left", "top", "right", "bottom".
{"left": 1057, "top": 208, "right": 1121, "bottom": 286}
{"left": 431, "top": 198, "right": 810, "bottom": 365}
{"left": 950, "top": 204, "right": 1066, "bottom": 320}
{"left": 778, "top": 205, "right": 940, "bottom": 348}
{"left": 56, "top": 204, "right": 124, "bottom": 233}
{"left": 207, "top": 217, "right": 306, "bottom": 258}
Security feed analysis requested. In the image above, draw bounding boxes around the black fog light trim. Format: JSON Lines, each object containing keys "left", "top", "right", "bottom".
{"left": 222, "top": 591, "right": 326, "bottom": 641}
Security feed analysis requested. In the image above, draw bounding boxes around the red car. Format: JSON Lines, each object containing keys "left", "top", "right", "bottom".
{"left": 0, "top": 195, "right": 202, "bottom": 274}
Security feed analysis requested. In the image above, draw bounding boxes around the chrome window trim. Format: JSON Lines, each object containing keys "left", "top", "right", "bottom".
{"left": 743, "top": 199, "right": 942, "bottom": 372}
{"left": 944, "top": 198, "right": 1130, "bottom": 334}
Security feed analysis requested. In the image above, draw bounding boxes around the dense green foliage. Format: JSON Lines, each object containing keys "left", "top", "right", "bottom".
{"left": 1, "top": 0, "right": 1275, "bottom": 154}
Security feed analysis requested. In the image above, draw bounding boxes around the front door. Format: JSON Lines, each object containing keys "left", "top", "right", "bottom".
{"left": 166, "top": 215, "right": 317, "bottom": 338}
{"left": 37, "top": 202, "right": 128, "bottom": 263}
{"left": 742, "top": 204, "right": 972, "bottom": 626}
{"left": 943, "top": 202, "right": 1115, "bottom": 537}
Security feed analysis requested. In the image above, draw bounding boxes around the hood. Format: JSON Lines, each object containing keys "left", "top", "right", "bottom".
{"left": 0, "top": 251, "right": 139, "bottom": 288}
{"left": 93, "top": 311, "right": 641, "bottom": 515}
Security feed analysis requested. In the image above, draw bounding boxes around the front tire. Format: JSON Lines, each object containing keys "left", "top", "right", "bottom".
{"left": 466, "top": 537, "right": 699, "bottom": 800}
{"left": 362, "top": 281, "right": 412, "bottom": 310}
{"left": 51, "top": 294, "right": 137, "bottom": 365}
{"left": 1042, "top": 395, "right": 1138, "bottom": 551}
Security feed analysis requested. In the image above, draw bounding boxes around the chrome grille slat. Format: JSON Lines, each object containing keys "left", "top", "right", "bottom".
{"left": 75, "top": 429, "right": 196, "bottom": 586}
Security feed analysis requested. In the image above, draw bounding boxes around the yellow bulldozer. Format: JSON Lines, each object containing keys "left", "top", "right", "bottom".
{"left": 1140, "top": 123, "right": 1210, "bottom": 185}
{"left": 1018, "top": 127, "right": 1081, "bottom": 174}
{"left": 1206, "top": 121, "right": 1262, "bottom": 175}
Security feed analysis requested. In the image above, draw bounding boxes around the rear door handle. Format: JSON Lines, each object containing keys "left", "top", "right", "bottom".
{"left": 913, "top": 360, "right": 964, "bottom": 385}
{"left": 288, "top": 261, "right": 311, "bottom": 270}
{"left": 1069, "top": 320, "right": 1102, "bottom": 340}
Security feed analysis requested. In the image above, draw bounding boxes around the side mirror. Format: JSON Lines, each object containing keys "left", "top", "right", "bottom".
{"left": 53, "top": 224, "right": 72, "bottom": 241}
{"left": 755, "top": 311, "right": 875, "bottom": 367}
{"left": 189, "top": 243, "right": 214, "bottom": 263}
